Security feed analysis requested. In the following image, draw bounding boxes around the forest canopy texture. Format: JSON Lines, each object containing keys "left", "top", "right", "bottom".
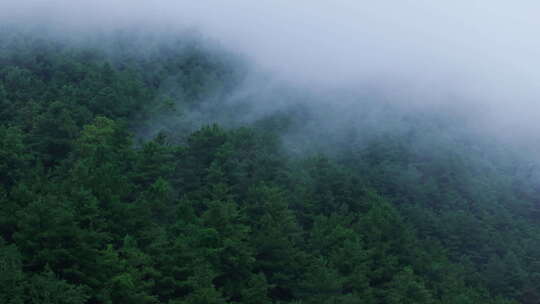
{"left": 1, "top": 29, "right": 540, "bottom": 304}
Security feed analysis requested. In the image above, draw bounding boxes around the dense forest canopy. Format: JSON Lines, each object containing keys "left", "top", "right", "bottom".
{"left": 1, "top": 25, "right": 540, "bottom": 304}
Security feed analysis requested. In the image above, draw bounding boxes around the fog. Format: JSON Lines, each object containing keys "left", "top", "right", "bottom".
{"left": 2, "top": 0, "right": 540, "bottom": 144}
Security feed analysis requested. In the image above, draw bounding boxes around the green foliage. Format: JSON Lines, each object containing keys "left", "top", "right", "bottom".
{"left": 26, "top": 267, "right": 90, "bottom": 304}
{"left": 0, "top": 29, "right": 532, "bottom": 304}
{"left": 0, "top": 240, "right": 25, "bottom": 304}
{"left": 0, "top": 126, "right": 31, "bottom": 187}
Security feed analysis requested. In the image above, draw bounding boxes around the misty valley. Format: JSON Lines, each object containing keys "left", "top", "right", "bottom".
{"left": 2, "top": 26, "right": 540, "bottom": 304}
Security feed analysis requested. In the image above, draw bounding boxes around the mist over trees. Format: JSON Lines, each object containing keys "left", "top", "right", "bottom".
{"left": 2, "top": 5, "right": 540, "bottom": 304}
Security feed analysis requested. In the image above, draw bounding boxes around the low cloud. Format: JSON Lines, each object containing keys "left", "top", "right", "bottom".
{"left": 2, "top": 0, "right": 540, "bottom": 142}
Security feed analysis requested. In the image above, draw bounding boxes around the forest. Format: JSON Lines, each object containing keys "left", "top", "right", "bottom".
{"left": 1, "top": 28, "right": 540, "bottom": 304}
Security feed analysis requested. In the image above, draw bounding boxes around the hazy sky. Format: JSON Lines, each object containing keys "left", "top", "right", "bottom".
{"left": 2, "top": 0, "right": 540, "bottom": 136}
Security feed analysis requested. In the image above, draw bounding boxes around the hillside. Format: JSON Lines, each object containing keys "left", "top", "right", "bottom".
{"left": 1, "top": 30, "right": 539, "bottom": 304}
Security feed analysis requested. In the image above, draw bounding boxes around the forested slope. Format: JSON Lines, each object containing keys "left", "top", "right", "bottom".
{"left": 1, "top": 30, "right": 539, "bottom": 304}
